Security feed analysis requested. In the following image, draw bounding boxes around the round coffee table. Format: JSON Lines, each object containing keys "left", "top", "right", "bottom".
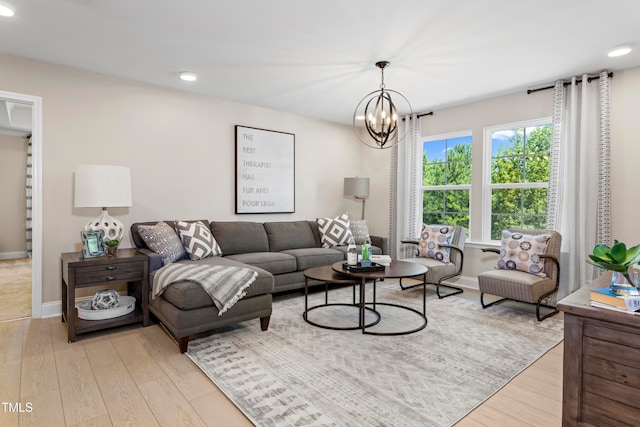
{"left": 303, "top": 266, "right": 381, "bottom": 330}
{"left": 331, "top": 260, "right": 428, "bottom": 335}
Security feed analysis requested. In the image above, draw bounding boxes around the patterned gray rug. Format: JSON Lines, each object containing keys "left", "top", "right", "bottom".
{"left": 186, "top": 281, "right": 564, "bottom": 427}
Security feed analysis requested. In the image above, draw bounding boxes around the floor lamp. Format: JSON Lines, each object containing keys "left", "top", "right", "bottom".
{"left": 344, "top": 177, "right": 370, "bottom": 220}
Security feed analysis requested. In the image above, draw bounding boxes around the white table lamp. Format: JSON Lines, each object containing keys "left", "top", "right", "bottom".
{"left": 74, "top": 165, "right": 132, "bottom": 242}
{"left": 344, "top": 177, "right": 370, "bottom": 220}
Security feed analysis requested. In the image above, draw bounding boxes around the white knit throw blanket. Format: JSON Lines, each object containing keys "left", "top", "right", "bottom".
{"left": 153, "top": 263, "right": 258, "bottom": 316}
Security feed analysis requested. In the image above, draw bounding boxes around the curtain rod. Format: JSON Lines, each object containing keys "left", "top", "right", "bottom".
{"left": 402, "top": 111, "right": 433, "bottom": 121}
{"left": 527, "top": 72, "right": 613, "bottom": 95}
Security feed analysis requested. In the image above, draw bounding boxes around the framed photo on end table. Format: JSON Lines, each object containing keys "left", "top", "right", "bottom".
{"left": 81, "top": 230, "right": 106, "bottom": 258}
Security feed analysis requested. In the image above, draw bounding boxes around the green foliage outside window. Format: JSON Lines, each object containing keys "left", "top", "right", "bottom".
{"left": 422, "top": 137, "right": 471, "bottom": 231}
{"left": 421, "top": 124, "right": 552, "bottom": 240}
{"left": 490, "top": 124, "right": 552, "bottom": 239}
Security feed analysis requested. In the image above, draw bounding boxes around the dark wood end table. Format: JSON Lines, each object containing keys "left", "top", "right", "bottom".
{"left": 61, "top": 248, "right": 149, "bottom": 343}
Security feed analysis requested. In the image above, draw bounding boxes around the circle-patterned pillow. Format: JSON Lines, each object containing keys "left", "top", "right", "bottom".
{"left": 496, "top": 231, "right": 551, "bottom": 276}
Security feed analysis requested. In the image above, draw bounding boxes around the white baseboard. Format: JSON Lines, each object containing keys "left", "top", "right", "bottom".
{"left": 41, "top": 301, "right": 62, "bottom": 318}
{"left": 0, "top": 251, "right": 29, "bottom": 260}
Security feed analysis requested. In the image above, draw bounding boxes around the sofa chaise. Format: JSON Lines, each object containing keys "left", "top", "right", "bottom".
{"left": 131, "top": 219, "right": 387, "bottom": 352}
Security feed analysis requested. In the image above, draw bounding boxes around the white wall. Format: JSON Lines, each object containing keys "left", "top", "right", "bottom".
{"left": 0, "top": 53, "right": 376, "bottom": 305}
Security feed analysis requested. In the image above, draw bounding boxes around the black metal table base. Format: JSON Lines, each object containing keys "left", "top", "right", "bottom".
{"left": 303, "top": 303, "right": 381, "bottom": 330}
{"left": 358, "top": 277, "right": 428, "bottom": 336}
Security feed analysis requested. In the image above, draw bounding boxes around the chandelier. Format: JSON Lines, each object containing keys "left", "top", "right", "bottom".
{"left": 353, "top": 61, "right": 412, "bottom": 149}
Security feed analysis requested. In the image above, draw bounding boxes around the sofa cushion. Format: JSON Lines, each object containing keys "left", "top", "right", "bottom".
{"left": 264, "top": 221, "right": 318, "bottom": 252}
{"left": 137, "top": 221, "right": 186, "bottom": 265}
{"left": 157, "top": 257, "right": 274, "bottom": 310}
{"left": 225, "top": 252, "right": 297, "bottom": 275}
{"left": 281, "top": 248, "right": 344, "bottom": 270}
{"left": 210, "top": 221, "right": 269, "bottom": 255}
{"left": 316, "top": 213, "right": 354, "bottom": 248}
{"left": 175, "top": 220, "right": 222, "bottom": 260}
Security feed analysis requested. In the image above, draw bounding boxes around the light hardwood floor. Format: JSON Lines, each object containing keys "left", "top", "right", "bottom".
{"left": 0, "top": 258, "right": 32, "bottom": 322}
{"left": 0, "top": 294, "right": 563, "bottom": 427}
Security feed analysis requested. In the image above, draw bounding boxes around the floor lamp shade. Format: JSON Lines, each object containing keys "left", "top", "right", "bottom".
{"left": 344, "top": 177, "right": 370, "bottom": 219}
{"left": 74, "top": 165, "right": 132, "bottom": 241}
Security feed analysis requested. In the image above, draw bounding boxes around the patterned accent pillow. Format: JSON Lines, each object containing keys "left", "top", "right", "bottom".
{"left": 497, "top": 230, "right": 551, "bottom": 276}
{"left": 137, "top": 221, "right": 186, "bottom": 265}
{"left": 349, "top": 220, "right": 370, "bottom": 245}
{"left": 316, "top": 213, "right": 354, "bottom": 248}
{"left": 175, "top": 220, "right": 222, "bottom": 260}
{"left": 417, "top": 225, "right": 455, "bottom": 263}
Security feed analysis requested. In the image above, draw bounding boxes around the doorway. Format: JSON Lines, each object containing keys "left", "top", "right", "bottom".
{"left": 0, "top": 90, "right": 42, "bottom": 319}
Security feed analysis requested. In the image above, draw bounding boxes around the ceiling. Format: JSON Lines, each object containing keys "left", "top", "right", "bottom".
{"left": 1, "top": 0, "right": 639, "bottom": 125}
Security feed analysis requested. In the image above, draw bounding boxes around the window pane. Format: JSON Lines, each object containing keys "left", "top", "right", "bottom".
{"left": 423, "top": 212, "right": 444, "bottom": 225}
{"left": 524, "top": 124, "right": 552, "bottom": 155}
{"left": 423, "top": 189, "right": 469, "bottom": 230}
{"left": 423, "top": 139, "right": 447, "bottom": 162}
{"left": 423, "top": 190, "right": 444, "bottom": 212}
{"left": 492, "top": 128, "right": 523, "bottom": 158}
{"left": 523, "top": 215, "right": 547, "bottom": 230}
{"left": 523, "top": 188, "right": 547, "bottom": 215}
{"left": 422, "top": 134, "right": 472, "bottom": 233}
{"left": 445, "top": 189, "right": 470, "bottom": 212}
{"left": 492, "top": 188, "right": 521, "bottom": 214}
{"left": 491, "top": 156, "right": 524, "bottom": 184}
{"left": 423, "top": 162, "right": 445, "bottom": 186}
{"left": 524, "top": 154, "right": 549, "bottom": 183}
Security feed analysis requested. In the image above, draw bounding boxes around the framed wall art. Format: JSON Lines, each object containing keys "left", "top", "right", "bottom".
{"left": 235, "top": 125, "right": 295, "bottom": 214}
{"left": 81, "top": 230, "right": 106, "bottom": 258}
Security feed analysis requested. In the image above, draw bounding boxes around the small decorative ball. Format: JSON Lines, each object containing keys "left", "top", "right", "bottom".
{"left": 91, "top": 289, "right": 120, "bottom": 310}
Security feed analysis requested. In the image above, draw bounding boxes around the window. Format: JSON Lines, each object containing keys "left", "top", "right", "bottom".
{"left": 422, "top": 132, "right": 472, "bottom": 232}
{"left": 484, "top": 119, "right": 552, "bottom": 240}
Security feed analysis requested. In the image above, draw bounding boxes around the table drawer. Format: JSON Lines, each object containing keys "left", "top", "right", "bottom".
{"left": 74, "top": 262, "right": 144, "bottom": 285}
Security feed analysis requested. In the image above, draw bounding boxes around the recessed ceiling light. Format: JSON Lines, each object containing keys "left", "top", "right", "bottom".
{"left": 0, "top": 4, "right": 15, "bottom": 17}
{"left": 179, "top": 72, "right": 197, "bottom": 82}
{"left": 608, "top": 45, "right": 632, "bottom": 58}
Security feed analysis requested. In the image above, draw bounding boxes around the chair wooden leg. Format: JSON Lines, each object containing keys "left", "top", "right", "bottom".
{"left": 260, "top": 315, "right": 271, "bottom": 331}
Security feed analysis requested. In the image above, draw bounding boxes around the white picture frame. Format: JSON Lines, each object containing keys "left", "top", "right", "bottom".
{"left": 235, "top": 125, "right": 295, "bottom": 214}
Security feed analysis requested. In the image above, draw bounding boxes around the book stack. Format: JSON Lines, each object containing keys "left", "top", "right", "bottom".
{"left": 590, "top": 287, "right": 640, "bottom": 315}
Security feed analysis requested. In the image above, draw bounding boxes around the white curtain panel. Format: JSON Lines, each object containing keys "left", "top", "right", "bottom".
{"left": 391, "top": 114, "right": 422, "bottom": 259}
{"left": 546, "top": 72, "right": 611, "bottom": 298}
{"left": 25, "top": 136, "right": 33, "bottom": 258}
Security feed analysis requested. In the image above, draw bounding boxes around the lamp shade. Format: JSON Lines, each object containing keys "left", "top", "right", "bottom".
{"left": 344, "top": 177, "right": 370, "bottom": 199}
{"left": 74, "top": 165, "right": 132, "bottom": 208}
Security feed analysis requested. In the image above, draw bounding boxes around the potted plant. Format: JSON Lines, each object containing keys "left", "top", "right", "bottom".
{"left": 104, "top": 238, "right": 119, "bottom": 256}
{"left": 587, "top": 240, "right": 640, "bottom": 295}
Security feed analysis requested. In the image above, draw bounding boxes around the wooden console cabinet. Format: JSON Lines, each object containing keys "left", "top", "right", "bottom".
{"left": 558, "top": 273, "right": 640, "bottom": 426}
{"left": 61, "top": 248, "right": 149, "bottom": 342}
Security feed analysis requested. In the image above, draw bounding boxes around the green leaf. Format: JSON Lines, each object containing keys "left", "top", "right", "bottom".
{"left": 592, "top": 244, "right": 613, "bottom": 261}
{"left": 610, "top": 241, "right": 627, "bottom": 264}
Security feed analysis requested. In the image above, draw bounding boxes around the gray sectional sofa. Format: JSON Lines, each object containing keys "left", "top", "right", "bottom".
{"left": 131, "top": 219, "right": 387, "bottom": 352}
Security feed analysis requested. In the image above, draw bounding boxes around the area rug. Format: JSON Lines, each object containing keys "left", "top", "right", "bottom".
{"left": 187, "top": 281, "right": 564, "bottom": 427}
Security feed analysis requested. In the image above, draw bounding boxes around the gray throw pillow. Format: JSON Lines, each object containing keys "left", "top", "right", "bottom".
{"left": 175, "top": 220, "right": 222, "bottom": 260}
{"left": 137, "top": 221, "right": 186, "bottom": 265}
{"left": 316, "top": 213, "right": 353, "bottom": 248}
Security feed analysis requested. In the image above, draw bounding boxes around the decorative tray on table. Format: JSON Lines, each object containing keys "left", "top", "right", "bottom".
{"left": 76, "top": 296, "right": 136, "bottom": 320}
{"left": 342, "top": 262, "right": 386, "bottom": 273}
